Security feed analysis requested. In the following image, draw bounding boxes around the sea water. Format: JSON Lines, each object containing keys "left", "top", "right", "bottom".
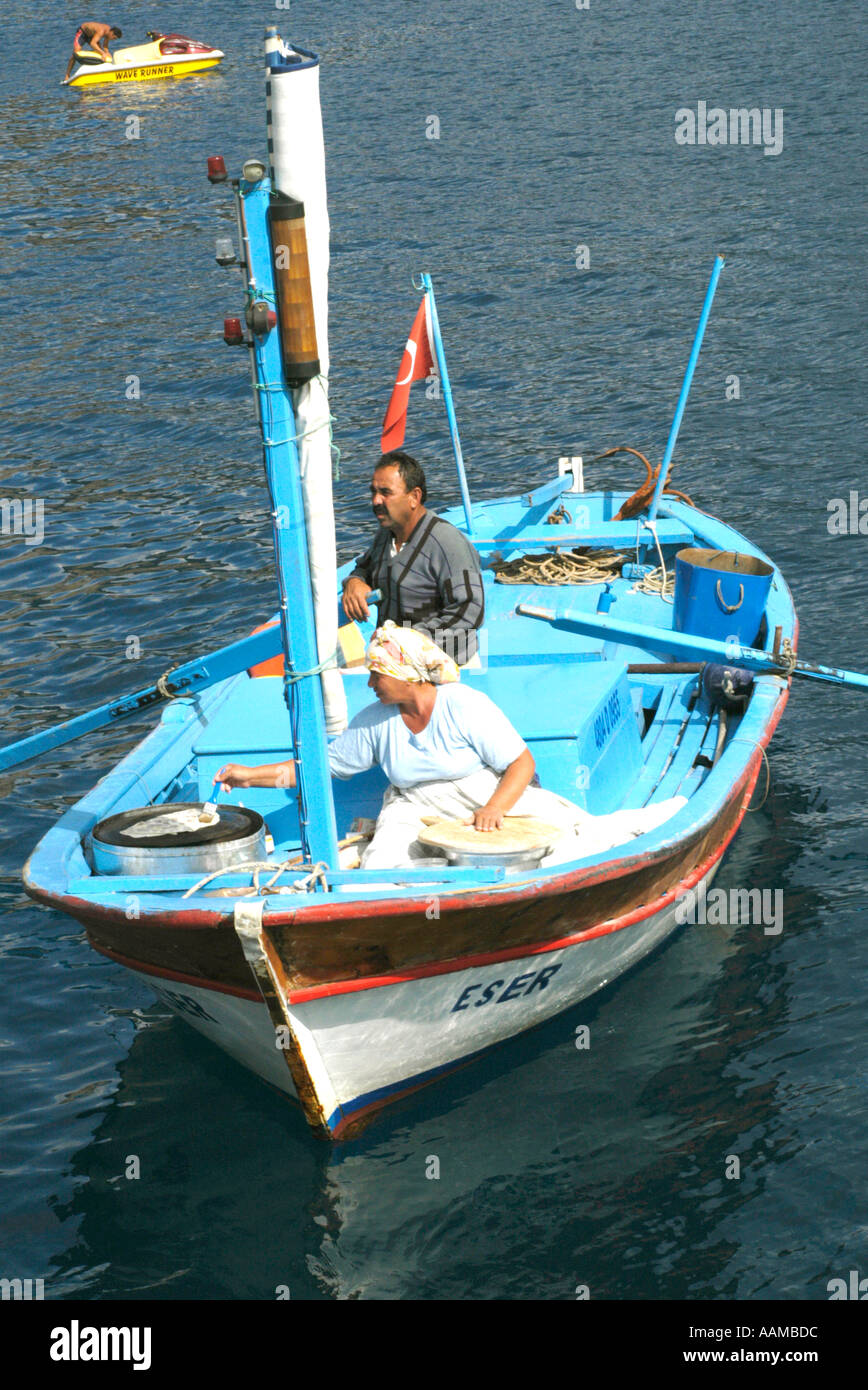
{"left": 0, "top": 0, "right": 865, "bottom": 1302}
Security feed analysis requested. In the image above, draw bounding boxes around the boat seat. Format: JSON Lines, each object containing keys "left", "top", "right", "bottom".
{"left": 459, "top": 662, "right": 642, "bottom": 813}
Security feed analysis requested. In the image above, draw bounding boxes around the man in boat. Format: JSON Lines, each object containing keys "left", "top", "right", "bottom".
{"left": 340, "top": 451, "right": 485, "bottom": 666}
{"left": 64, "top": 22, "right": 123, "bottom": 79}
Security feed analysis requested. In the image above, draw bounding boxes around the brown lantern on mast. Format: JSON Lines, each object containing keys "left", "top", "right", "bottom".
{"left": 267, "top": 193, "right": 320, "bottom": 387}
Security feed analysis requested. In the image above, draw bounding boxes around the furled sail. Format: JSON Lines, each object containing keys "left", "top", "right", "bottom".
{"left": 265, "top": 28, "right": 347, "bottom": 734}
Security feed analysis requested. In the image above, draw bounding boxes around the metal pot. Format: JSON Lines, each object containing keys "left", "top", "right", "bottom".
{"left": 90, "top": 803, "right": 266, "bottom": 877}
{"left": 437, "top": 845, "right": 551, "bottom": 873}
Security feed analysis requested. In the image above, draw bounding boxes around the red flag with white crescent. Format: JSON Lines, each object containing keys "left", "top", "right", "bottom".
{"left": 381, "top": 296, "right": 436, "bottom": 452}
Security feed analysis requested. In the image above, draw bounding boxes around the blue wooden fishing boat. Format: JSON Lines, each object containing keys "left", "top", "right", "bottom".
{"left": 13, "top": 28, "right": 865, "bottom": 1140}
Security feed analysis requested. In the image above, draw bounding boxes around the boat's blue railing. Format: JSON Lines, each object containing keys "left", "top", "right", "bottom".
{"left": 67, "top": 863, "right": 507, "bottom": 898}
{"left": 521, "top": 476, "right": 575, "bottom": 510}
{"left": 470, "top": 517, "right": 694, "bottom": 552}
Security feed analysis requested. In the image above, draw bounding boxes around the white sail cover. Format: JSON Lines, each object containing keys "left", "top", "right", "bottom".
{"left": 266, "top": 29, "right": 347, "bottom": 733}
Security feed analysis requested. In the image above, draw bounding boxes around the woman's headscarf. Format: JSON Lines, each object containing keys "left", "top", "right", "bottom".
{"left": 366, "top": 621, "right": 459, "bottom": 685}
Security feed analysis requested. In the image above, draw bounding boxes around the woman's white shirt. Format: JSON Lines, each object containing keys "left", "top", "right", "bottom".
{"left": 327, "top": 685, "right": 526, "bottom": 790}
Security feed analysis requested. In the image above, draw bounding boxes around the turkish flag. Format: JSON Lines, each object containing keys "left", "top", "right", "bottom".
{"left": 381, "top": 297, "right": 436, "bottom": 452}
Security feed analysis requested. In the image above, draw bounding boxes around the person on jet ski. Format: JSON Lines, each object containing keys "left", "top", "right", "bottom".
{"left": 64, "top": 22, "right": 123, "bottom": 79}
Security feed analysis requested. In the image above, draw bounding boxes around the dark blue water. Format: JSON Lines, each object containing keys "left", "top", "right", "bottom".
{"left": 1, "top": 0, "right": 865, "bottom": 1301}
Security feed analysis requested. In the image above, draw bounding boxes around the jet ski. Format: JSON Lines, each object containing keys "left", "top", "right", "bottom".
{"left": 63, "top": 31, "right": 224, "bottom": 87}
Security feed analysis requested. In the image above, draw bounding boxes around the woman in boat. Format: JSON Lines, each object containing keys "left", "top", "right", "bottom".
{"left": 215, "top": 621, "right": 583, "bottom": 869}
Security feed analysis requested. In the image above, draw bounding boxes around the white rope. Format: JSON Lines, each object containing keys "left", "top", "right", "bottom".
{"left": 631, "top": 519, "right": 674, "bottom": 602}
{"left": 180, "top": 856, "right": 327, "bottom": 900}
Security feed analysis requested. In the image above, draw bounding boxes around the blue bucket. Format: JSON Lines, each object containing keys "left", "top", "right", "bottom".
{"left": 674, "top": 548, "right": 773, "bottom": 646}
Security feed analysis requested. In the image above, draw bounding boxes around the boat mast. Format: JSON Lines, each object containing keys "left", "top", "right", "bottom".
{"left": 235, "top": 176, "right": 340, "bottom": 870}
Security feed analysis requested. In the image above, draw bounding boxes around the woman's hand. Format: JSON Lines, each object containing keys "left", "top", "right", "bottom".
{"left": 468, "top": 750, "right": 536, "bottom": 832}
{"left": 472, "top": 803, "right": 505, "bottom": 832}
{"left": 214, "top": 761, "right": 296, "bottom": 792}
{"left": 214, "top": 764, "right": 256, "bottom": 792}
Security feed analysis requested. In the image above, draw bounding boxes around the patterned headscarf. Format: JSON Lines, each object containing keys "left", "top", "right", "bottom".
{"left": 366, "top": 621, "right": 460, "bottom": 685}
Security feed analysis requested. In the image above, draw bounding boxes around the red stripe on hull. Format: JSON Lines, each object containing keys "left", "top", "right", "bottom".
{"left": 328, "top": 1066, "right": 471, "bottom": 1139}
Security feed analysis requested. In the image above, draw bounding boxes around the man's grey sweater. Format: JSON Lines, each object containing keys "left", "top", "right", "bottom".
{"left": 346, "top": 512, "right": 485, "bottom": 663}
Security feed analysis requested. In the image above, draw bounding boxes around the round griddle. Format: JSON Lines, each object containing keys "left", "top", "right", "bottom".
{"left": 418, "top": 816, "right": 561, "bottom": 857}
{"left": 93, "top": 803, "right": 264, "bottom": 850}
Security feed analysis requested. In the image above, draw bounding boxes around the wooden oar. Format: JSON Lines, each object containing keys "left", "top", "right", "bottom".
{"left": 0, "top": 623, "right": 286, "bottom": 773}
{"left": 517, "top": 603, "right": 868, "bottom": 692}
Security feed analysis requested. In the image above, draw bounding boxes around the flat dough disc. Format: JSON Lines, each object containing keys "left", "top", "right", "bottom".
{"left": 123, "top": 807, "right": 216, "bottom": 839}
{"left": 418, "top": 816, "right": 562, "bottom": 855}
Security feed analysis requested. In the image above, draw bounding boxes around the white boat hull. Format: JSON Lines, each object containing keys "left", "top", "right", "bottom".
{"left": 132, "top": 866, "right": 718, "bottom": 1137}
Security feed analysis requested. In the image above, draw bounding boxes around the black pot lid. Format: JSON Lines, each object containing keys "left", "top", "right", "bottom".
{"left": 92, "top": 803, "right": 264, "bottom": 850}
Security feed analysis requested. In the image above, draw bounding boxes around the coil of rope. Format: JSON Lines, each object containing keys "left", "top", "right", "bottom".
{"left": 631, "top": 564, "right": 675, "bottom": 600}
{"left": 181, "top": 857, "right": 332, "bottom": 899}
{"left": 494, "top": 547, "right": 628, "bottom": 586}
{"left": 493, "top": 445, "right": 695, "bottom": 588}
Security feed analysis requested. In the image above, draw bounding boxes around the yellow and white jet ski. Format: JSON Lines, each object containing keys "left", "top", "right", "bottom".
{"left": 64, "top": 31, "right": 224, "bottom": 88}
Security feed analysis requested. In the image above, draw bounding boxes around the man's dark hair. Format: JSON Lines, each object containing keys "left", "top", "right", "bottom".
{"left": 111, "top": 26, "right": 123, "bottom": 37}
{"left": 377, "top": 451, "right": 427, "bottom": 504}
